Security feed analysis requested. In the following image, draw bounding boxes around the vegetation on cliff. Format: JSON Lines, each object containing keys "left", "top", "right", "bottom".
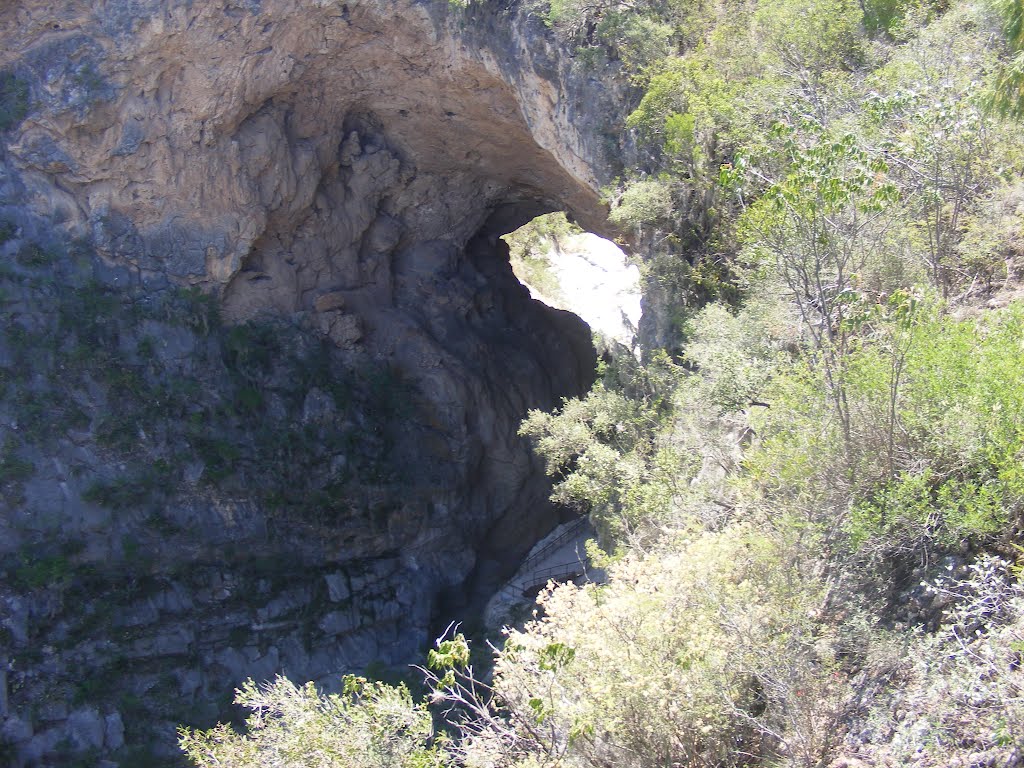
{"left": 179, "top": 0, "right": 1024, "bottom": 765}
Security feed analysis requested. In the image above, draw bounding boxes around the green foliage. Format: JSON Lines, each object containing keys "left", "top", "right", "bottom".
{"left": 15, "top": 242, "right": 59, "bottom": 268}
{"left": 0, "top": 220, "right": 17, "bottom": 245}
{"left": 223, "top": 321, "right": 280, "bottom": 381}
{"left": 607, "top": 177, "right": 675, "bottom": 228}
{"left": 594, "top": 11, "right": 675, "bottom": 74}
{"left": 683, "top": 293, "right": 794, "bottom": 412}
{"left": 11, "top": 551, "right": 74, "bottom": 590}
{"left": 0, "top": 441, "right": 33, "bottom": 484}
{"left": 746, "top": 299, "right": 1024, "bottom": 550}
{"left": 849, "top": 556, "right": 1024, "bottom": 764}
{"left": 82, "top": 473, "right": 166, "bottom": 512}
{"left": 991, "top": 0, "right": 1024, "bottom": 116}
{"left": 754, "top": 0, "right": 865, "bottom": 75}
{"left": 161, "top": 285, "right": 221, "bottom": 336}
{"left": 956, "top": 180, "right": 1024, "bottom": 290}
{"left": 625, "top": 62, "right": 688, "bottom": 138}
{"left": 486, "top": 524, "right": 843, "bottom": 768}
{"left": 503, "top": 212, "right": 580, "bottom": 303}
{"left": 179, "top": 675, "right": 449, "bottom": 768}
{"left": 0, "top": 70, "right": 29, "bottom": 132}
{"left": 519, "top": 360, "right": 692, "bottom": 548}
{"left": 854, "top": 0, "right": 1024, "bottom": 295}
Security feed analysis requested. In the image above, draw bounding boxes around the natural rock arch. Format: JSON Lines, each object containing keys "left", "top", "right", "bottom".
{"left": 0, "top": 5, "right": 628, "bottom": 761}
{"left": 0, "top": 0, "right": 620, "bottom": 572}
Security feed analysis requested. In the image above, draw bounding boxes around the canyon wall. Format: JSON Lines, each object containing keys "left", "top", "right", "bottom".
{"left": 0, "top": 1, "right": 628, "bottom": 764}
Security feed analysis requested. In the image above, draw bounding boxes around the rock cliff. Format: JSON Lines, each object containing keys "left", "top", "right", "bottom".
{"left": 0, "top": 1, "right": 625, "bottom": 764}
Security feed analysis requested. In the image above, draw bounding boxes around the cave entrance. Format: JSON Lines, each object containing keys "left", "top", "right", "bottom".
{"left": 502, "top": 213, "right": 642, "bottom": 349}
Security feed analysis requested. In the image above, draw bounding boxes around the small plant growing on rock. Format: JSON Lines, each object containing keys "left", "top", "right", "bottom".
{"left": 15, "top": 242, "right": 58, "bottom": 268}
{"left": 0, "top": 70, "right": 29, "bottom": 131}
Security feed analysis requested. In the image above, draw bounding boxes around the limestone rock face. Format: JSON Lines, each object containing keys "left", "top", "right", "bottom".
{"left": 0, "top": 0, "right": 612, "bottom": 285}
{"left": 0, "top": 0, "right": 624, "bottom": 764}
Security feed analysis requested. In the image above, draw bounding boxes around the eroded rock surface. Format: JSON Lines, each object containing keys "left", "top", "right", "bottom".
{"left": 0, "top": 1, "right": 621, "bottom": 764}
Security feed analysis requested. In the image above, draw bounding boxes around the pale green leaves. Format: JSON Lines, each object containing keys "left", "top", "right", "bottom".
{"left": 179, "top": 675, "right": 447, "bottom": 768}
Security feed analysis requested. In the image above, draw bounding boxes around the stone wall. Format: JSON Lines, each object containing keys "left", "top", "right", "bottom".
{"left": 0, "top": 0, "right": 624, "bottom": 764}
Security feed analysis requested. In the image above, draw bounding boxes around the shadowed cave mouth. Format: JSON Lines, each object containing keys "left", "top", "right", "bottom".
{"left": 432, "top": 207, "right": 640, "bottom": 627}
{"left": 213, "top": 112, "right": 628, "bottom": 632}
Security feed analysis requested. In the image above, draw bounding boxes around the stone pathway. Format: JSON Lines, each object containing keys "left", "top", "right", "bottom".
{"left": 484, "top": 517, "right": 604, "bottom": 629}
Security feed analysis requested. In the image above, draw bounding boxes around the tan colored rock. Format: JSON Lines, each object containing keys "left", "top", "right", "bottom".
{"left": 314, "top": 291, "right": 347, "bottom": 313}
{"left": 0, "top": 0, "right": 616, "bottom": 291}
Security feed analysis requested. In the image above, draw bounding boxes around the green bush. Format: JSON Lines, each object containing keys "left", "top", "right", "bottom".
{"left": 0, "top": 70, "right": 29, "bottom": 132}
{"left": 746, "top": 299, "right": 1024, "bottom": 550}
{"left": 607, "top": 178, "right": 675, "bottom": 229}
{"left": 15, "top": 242, "right": 58, "bottom": 268}
{"left": 13, "top": 552, "right": 73, "bottom": 590}
{"left": 83, "top": 475, "right": 161, "bottom": 511}
{"left": 0, "top": 442, "right": 33, "bottom": 483}
{"left": 754, "top": 0, "right": 865, "bottom": 75}
{"left": 0, "top": 220, "right": 17, "bottom": 245}
{"left": 474, "top": 524, "right": 843, "bottom": 768}
{"left": 179, "top": 676, "right": 448, "bottom": 768}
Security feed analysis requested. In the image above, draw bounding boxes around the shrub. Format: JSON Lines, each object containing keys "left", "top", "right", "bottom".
{"left": 0, "top": 220, "right": 17, "bottom": 245}
{"left": 179, "top": 675, "right": 449, "bottom": 768}
{"left": 607, "top": 178, "right": 675, "bottom": 229}
{"left": 439, "top": 525, "right": 848, "bottom": 768}
{"left": 746, "top": 299, "right": 1024, "bottom": 551}
{"left": 754, "top": 0, "right": 865, "bottom": 75}
{"left": 0, "top": 70, "right": 29, "bottom": 131}
{"left": 82, "top": 476, "right": 160, "bottom": 511}
{"left": 15, "top": 242, "right": 58, "bottom": 268}
{"left": 0, "top": 442, "right": 33, "bottom": 483}
{"left": 844, "top": 556, "right": 1024, "bottom": 766}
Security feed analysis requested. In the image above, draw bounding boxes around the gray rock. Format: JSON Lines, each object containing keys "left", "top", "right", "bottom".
{"left": 103, "top": 712, "right": 124, "bottom": 750}
{"left": 128, "top": 627, "right": 194, "bottom": 659}
{"left": 0, "top": 593, "right": 28, "bottom": 651}
{"left": 1, "top": 714, "right": 33, "bottom": 743}
{"left": 213, "top": 647, "right": 250, "bottom": 681}
{"left": 67, "top": 707, "right": 105, "bottom": 751}
{"left": 256, "top": 587, "right": 310, "bottom": 623}
{"left": 36, "top": 698, "right": 68, "bottom": 723}
{"left": 118, "top": 599, "right": 160, "bottom": 628}
{"left": 0, "top": 0, "right": 609, "bottom": 763}
{"left": 178, "top": 668, "right": 203, "bottom": 700}
{"left": 318, "top": 610, "right": 356, "bottom": 637}
{"left": 336, "top": 631, "right": 379, "bottom": 670}
{"left": 23, "top": 727, "right": 64, "bottom": 764}
{"left": 245, "top": 646, "right": 281, "bottom": 686}
{"left": 324, "top": 573, "right": 350, "bottom": 603}
{"left": 153, "top": 584, "right": 194, "bottom": 614}
{"left": 112, "top": 121, "right": 144, "bottom": 157}
{"left": 302, "top": 387, "right": 337, "bottom": 424}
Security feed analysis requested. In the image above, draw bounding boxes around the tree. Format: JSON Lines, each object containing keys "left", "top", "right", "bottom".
{"left": 991, "top": 0, "right": 1024, "bottom": 117}
{"left": 738, "top": 124, "right": 899, "bottom": 454}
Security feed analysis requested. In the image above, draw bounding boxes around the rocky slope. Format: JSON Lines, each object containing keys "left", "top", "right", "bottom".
{"left": 0, "top": 1, "right": 628, "bottom": 764}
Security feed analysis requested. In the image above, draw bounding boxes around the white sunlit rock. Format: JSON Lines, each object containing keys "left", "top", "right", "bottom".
{"left": 521, "top": 232, "right": 642, "bottom": 346}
